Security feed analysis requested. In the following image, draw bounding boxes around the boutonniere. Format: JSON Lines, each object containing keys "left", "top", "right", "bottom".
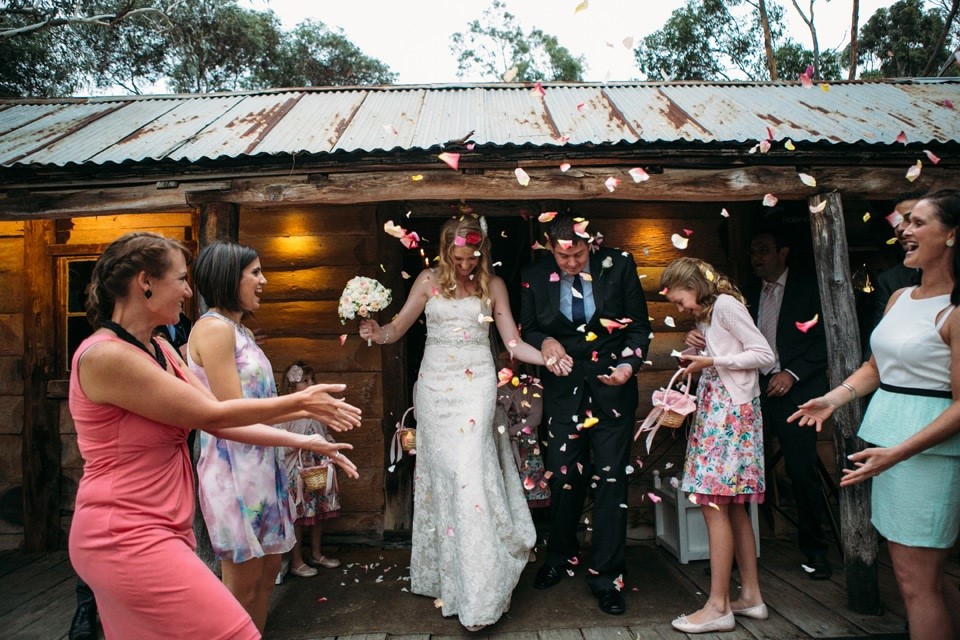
{"left": 601, "top": 255, "right": 613, "bottom": 271}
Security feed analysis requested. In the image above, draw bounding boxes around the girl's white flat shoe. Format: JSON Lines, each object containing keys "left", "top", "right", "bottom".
{"left": 732, "top": 603, "right": 768, "bottom": 619}
{"left": 671, "top": 612, "right": 736, "bottom": 633}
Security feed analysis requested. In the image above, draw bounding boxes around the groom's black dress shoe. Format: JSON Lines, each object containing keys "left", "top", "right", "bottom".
{"left": 533, "top": 564, "right": 565, "bottom": 589}
{"left": 596, "top": 589, "right": 626, "bottom": 615}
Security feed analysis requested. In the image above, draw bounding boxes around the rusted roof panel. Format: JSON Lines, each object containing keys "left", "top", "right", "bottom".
{"left": 0, "top": 80, "right": 956, "bottom": 169}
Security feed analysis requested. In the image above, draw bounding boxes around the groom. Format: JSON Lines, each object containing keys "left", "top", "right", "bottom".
{"left": 520, "top": 214, "right": 651, "bottom": 615}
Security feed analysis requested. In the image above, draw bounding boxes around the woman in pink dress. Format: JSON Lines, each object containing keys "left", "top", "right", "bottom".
{"left": 69, "top": 232, "right": 362, "bottom": 639}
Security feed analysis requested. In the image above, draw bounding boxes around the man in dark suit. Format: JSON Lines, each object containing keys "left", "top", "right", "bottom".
{"left": 520, "top": 215, "right": 651, "bottom": 615}
{"left": 745, "top": 227, "right": 832, "bottom": 579}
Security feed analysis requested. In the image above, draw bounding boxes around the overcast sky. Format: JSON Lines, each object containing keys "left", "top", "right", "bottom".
{"left": 246, "top": 0, "right": 900, "bottom": 83}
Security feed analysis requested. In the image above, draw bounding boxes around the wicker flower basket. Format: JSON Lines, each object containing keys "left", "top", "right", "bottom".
{"left": 298, "top": 449, "right": 329, "bottom": 493}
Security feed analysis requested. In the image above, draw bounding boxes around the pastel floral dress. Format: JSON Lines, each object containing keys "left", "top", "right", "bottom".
{"left": 188, "top": 311, "right": 296, "bottom": 562}
{"left": 497, "top": 378, "right": 550, "bottom": 507}
{"left": 282, "top": 418, "right": 341, "bottom": 524}
{"left": 681, "top": 320, "right": 766, "bottom": 505}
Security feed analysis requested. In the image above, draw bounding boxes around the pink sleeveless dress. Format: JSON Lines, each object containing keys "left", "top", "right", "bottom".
{"left": 68, "top": 333, "right": 259, "bottom": 639}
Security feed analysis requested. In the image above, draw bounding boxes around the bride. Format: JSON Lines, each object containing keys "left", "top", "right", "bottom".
{"left": 360, "top": 215, "right": 563, "bottom": 631}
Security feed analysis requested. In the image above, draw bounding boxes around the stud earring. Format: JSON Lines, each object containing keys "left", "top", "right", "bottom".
{"left": 948, "top": 239, "right": 956, "bottom": 247}
{"left": 144, "top": 289, "right": 153, "bottom": 299}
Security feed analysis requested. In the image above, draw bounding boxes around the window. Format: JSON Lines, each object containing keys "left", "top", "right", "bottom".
{"left": 59, "top": 257, "right": 97, "bottom": 373}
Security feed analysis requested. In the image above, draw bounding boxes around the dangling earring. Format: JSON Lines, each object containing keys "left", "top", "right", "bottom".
{"left": 144, "top": 289, "right": 153, "bottom": 299}
{"left": 947, "top": 238, "right": 956, "bottom": 247}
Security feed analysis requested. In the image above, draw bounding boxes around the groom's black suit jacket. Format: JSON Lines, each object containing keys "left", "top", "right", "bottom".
{"left": 519, "top": 246, "right": 651, "bottom": 421}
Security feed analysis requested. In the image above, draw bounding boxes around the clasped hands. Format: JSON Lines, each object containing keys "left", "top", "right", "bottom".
{"left": 541, "top": 338, "right": 632, "bottom": 386}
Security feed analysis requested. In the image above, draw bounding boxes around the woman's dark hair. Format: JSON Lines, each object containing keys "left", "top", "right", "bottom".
{"left": 86, "top": 232, "right": 191, "bottom": 329}
{"left": 192, "top": 242, "right": 259, "bottom": 313}
{"left": 921, "top": 189, "right": 960, "bottom": 304}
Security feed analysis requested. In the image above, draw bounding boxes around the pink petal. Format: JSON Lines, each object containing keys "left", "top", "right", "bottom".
{"left": 559, "top": 162, "right": 571, "bottom": 172}
{"left": 763, "top": 193, "right": 779, "bottom": 207}
{"left": 573, "top": 220, "right": 590, "bottom": 237}
{"left": 576, "top": 462, "right": 584, "bottom": 474}
{"left": 555, "top": 134, "right": 570, "bottom": 143}
{"left": 647, "top": 492, "right": 661, "bottom": 503}
{"left": 683, "top": 228, "right": 693, "bottom": 236}
{"left": 604, "top": 176, "right": 621, "bottom": 192}
{"left": 446, "top": 527, "right": 455, "bottom": 537}
{"left": 600, "top": 318, "right": 626, "bottom": 333}
{"left": 766, "top": 126, "right": 775, "bottom": 141}
{"left": 539, "top": 211, "right": 558, "bottom": 223}
{"left": 576, "top": 102, "right": 587, "bottom": 112}
{"left": 799, "top": 71, "right": 813, "bottom": 89}
{"left": 515, "top": 167, "right": 531, "bottom": 186}
{"left": 943, "top": 99, "right": 955, "bottom": 110}
{"left": 438, "top": 152, "right": 460, "bottom": 170}
{"left": 924, "top": 149, "right": 941, "bottom": 165}
{"left": 317, "top": 597, "right": 328, "bottom": 604}
{"left": 400, "top": 231, "right": 420, "bottom": 249}
{"left": 454, "top": 235, "right": 466, "bottom": 246}
{"left": 523, "top": 476, "right": 535, "bottom": 490}
{"left": 628, "top": 167, "right": 649, "bottom": 182}
{"left": 466, "top": 142, "right": 475, "bottom": 151}
{"left": 549, "top": 272, "right": 561, "bottom": 282}
{"left": 560, "top": 465, "right": 568, "bottom": 474}
{"left": 758, "top": 140, "right": 771, "bottom": 153}
{"left": 568, "top": 556, "right": 580, "bottom": 566}
{"left": 383, "top": 124, "right": 398, "bottom": 136}
{"left": 338, "top": 334, "right": 347, "bottom": 346}
{"left": 895, "top": 131, "right": 907, "bottom": 144}
{"left": 885, "top": 210, "right": 904, "bottom": 228}
{"left": 531, "top": 82, "right": 545, "bottom": 97}
{"left": 795, "top": 314, "right": 819, "bottom": 333}
{"left": 558, "top": 239, "right": 573, "bottom": 249}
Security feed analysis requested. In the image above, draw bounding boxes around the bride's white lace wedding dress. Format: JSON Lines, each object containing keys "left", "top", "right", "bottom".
{"left": 410, "top": 295, "right": 536, "bottom": 628}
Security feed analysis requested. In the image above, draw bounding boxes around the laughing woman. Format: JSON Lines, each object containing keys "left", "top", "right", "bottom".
{"left": 187, "top": 242, "right": 361, "bottom": 633}
{"left": 790, "top": 190, "right": 960, "bottom": 640}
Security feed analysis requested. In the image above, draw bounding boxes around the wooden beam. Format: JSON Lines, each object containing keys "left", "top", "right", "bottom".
{"left": 808, "top": 192, "right": 880, "bottom": 615}
{"left": 1, "top": 166, "right": 957, "bottom": 219}
{"left": 22, "top": 220, "right": 60, "bottom": 552}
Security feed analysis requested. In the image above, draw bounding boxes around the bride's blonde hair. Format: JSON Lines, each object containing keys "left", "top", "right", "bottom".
{"left": 434, "top": 215, "right": 492, "bottom": 301}
{"left": 660, "top": 257, "right": 745, "bottom": 324}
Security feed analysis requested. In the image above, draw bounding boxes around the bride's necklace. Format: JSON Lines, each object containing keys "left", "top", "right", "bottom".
{"left": 101, "top": 320, "right": 167, "bottom": 370}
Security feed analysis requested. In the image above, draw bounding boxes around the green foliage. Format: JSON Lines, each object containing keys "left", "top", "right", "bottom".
{"left": 450, "top": 0, "right": 585, "bottom": 82}
{"left": 857, "top": 0, "right": 959, "bottom": 77}
{"left": 250, "top": 19, "right": 397, "bottom": 89}
{"left": 774, "top": 42, "right": 843, "bottom": 81}
{"left": 635, "top": 0, "right": 790, "bottom": 81}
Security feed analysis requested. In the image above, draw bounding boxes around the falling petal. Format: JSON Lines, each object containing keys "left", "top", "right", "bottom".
{"left": 622, "top": 36, "right": 634, "bottom": 49}
{"left": 558, "top": 239, "right": 573, "bottom": 249}
{"left": 515, "top": 167, "right": 531, "bottom": 186}
{"left": 560, "top": 465, "right": 568, "bottom": 475}
{"left": 581, "top": 273, "right": 593, "bottom": 282}
{"left": 572, "top": 287, "right": 583, "bottom": 299}
{"left": 560, "top": 162, "right": 571, "bottom": 172}
{"left": 317, "top": 597, "right": 328, "bottom": 604}
{"left": 583, "top": 416, "right": 599, "bottom": 428}
{"left": 763, "top": 193, "right": 779, "bottom": 207}
{"left": 464, "top": 368, "right": 474, "bottom": 381}
{"left": 799, "top": 173, "right": 817, "bottom": 187}
{"left": 895, "top": 131, "right": 907, "bottom": 144}
{"left": 539, "top": 211, "right": 558, "bottom": 223}
{"left": 604, "top": 176, "right": 621, "bottom": 192}
{"left": 664, "top": 316, "right": 676, "bottom": 328}
{"left": 885, "top": 210, "right": 904, "bottom": 228}
{"left": 435, "top": 598, "right": 444, "bottom": 608}
{"left": 766, "top": 126, "right": 775, "bottom": 141}
{"left": 383, "top": 124, "right": 398, "bottom": 136}
{"left": 446, "top": 527, "right": 455, "bottom": 537}
{"left": 758, "top": 140, "right": 771, "bottom": 153}
{"left": 683, "top": 228, "right": 693, "bottom": 236}
{"left": 466, "top": 142, "right": 475, "bottom": 151}
{"left": 886, "top": 237, "right": 898, "bottom": 245}
{"left": 383, "top": 220, "right": 406, "bottom": 238}
{"left": 906, "top": 160, "right": 922, "bottom": 182}
{"left": 576, "top": 102, "right": 587, "bottom": 113}
{"left": 438, "top": 152, "right": 460, "bottom": 170}
{"left": 531, "top": 82, "right": 545, "bottom": 97}
{"left": 784, "top": 139, "right": 796, "bottom": 151}
{"left": 585, "top": 332, "right": 598, "bottom": 342}
{"left": 573, "top": 220, "right": 590, "bottom": 237}
{"left": 647, "top": 492, "right": 661, "bottom": 503}
{"left": 664, "top": 462, "right": 674, "bottom": 469}
{"left": 863, "top": 212, "right": 871, "bottom": 223}
{"left": 508, "top": 339, "right": 518, "bottom": 348}
{"left": 809, "top": 201, "right": 827, "bottom": 214}
{"left": 628, "top": 167, "right": 649, "bottom": 182}
{"left": 924, "top": 149, "right": 941, "bottom": 165}
{"left": 411, "top": 174, "right": 424, "bottom": 181}
{"left": 943, "top": 99, "right": 955, "bottom": 110}
{"left": 795, "top": 314, "right": 819, "bottom": 333}
{"left": 720, "top": 208, "right": 730, "bottom": 218}
{"left": 502, "top": 65, "right": 519, "bottom": 82}
{"left": 478, "top": 314, "right": 493, "bottom": 324}
{"left": 819, "top": 83, "right": 830, "bottom": 92}
{"left": 574, "top": 0, "right": 589, "bottom": 14}
{"left": 671, "top": 234, "right": 689, "bottom": 250}
{"left": 600, "top": 318, "right": 627, "bottom": 333}
{"left": 549, "top": 272, "right": 560, "bottom": 282}
{"left": 799, "top": 72, "right": 813, "bottom": 89}
{"left": 523, "top": 476, "right": 535, "bottom": 490}
{"left": 401, "top": 271, "right": 411, "bottom": 280}
{"left": 400, "top": 231, "right": 420, "bottom": 249}
{"left": 591, "top": 351, "right": 599, "bottom": 361}
{"left": 339, "top": 334, "right": 347, "bottom": 346}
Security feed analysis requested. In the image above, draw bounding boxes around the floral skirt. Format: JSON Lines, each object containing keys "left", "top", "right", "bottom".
{"left": 681, "top": 367, "right": 765, "bottom": 505}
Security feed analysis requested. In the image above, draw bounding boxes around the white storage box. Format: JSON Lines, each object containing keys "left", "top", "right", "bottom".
{"left": 652, "top": 470, "right": 761, "bottom": 564}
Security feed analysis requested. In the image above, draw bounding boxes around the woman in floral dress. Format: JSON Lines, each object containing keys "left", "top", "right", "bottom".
{"left": 660, "top": 257, "right": 774, "bottom": 634}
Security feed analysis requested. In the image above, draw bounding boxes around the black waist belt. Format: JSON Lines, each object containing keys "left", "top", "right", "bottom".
{"left": 879, "top": 382, "right": 952, "bottom": 399}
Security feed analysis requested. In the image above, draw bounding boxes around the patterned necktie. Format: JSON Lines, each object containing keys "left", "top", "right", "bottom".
{"left": 758, "top": 281, "right": 780, "bottom": 373}
{"left": 572, "top": 274, "right": 586, "bottom": 324}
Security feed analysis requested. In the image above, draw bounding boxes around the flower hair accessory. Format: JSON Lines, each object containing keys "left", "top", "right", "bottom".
{"left": 287, "top": 364, "right": 304, "bottom": 384}
{"left": 454, "top": 230, "right": 483, "bottom": 246}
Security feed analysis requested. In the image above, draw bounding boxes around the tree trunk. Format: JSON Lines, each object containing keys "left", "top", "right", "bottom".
{"left": 808, "top": 193, "right": 881, "bottom": 615}
{"left": 758, "top": 0, "right": 778, "bottom": 80}
{"left": 791, "top": 0, "right": 821, "bottom": 79}
{"left": 921, "top": 0, "right": 960, "bottom": 77}
{"left": 848, "top": 0, "right": 860, "bottom": 80}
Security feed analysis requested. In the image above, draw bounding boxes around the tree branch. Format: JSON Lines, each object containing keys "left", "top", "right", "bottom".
{"left": 921, "top": 0, "right": 960, "bottom": 76}
{"left": 0, "top": 6, "right": 173, "bottom": 39}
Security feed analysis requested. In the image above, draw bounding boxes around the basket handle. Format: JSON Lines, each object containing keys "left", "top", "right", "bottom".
{"left": 665, "top": 367, "right": 693, "bottom": 397}
{"left": 390, "top": 406, "right": 416, "bottom": 466}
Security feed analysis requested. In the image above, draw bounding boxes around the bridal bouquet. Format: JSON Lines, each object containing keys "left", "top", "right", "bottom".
{"left": 339, "top": 276, "right": 392, "bottom": 325}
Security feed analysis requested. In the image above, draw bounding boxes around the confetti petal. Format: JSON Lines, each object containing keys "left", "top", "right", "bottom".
{"left": 539, "top": 211, "right": 558, "bottom": 223}
{"left": 720, "top": 208, "right": 730, "bottom": 218}
{"left": 559, "top": 162, "right": 571, "bottom": 172}
{"left": 763, "top": 193, "right": 779, "bottom": 207}
{"left": 600, "top": 318, "right": 628, "bottom": 333}
{"left": 906, "top": 160, "right": 922, "bottom": 182}
{"left": 585, "top": 331, "right": 598, "bottom": 342}
{"left": 784, "top": 139, "right": 796, "bottom": 151}
{"left": 582, "top": 416, "right": 599, "bottom": 428}
{"left": 438, "top": 152, "right": 460, "bottom": 170}
{"left": 523, "top": 476, "right": 535, "bottom": 490}
{"left": 795, "top": 314, "right": 819, "bottom": 333}
{"left": 401, "top": 270, "right": 411, "bottom": 280}
{"left": 604, "top": 176, "right": 621, "bottom": 192}
{"left": 924, "top": 149, "right": 941, "bottom": 165}
{"left": 664, "top": 316, "right": 676, "bottom": 327}
{"left": 383, "top": 220, "right": 405, "bottom": 238}
{"left": 502, "top": 65, "right": 518, "bottom": 82}
{"left": 515, "top": 167, "right": 531, "bottom": 186}
{"left": 628, "top": 167, "right": 649, "bottom": 182}
{"left": 647, "top": 492, "right": 661, "bottom": 503}
{"left": 670, "top": 234, "right": 689, "bottom": 250}
{"left": 339, "top": 334, "right": 347, "bottom": 346}
{"left": 895, "top": 130, "right": 907, "bottom": 144}
{"left": 411, "top": 174, "right": 424, "bottom": 181}
{"left": 809, "top": 201, "right": 827, "bottom": 214}
{"left": 574, "top": 0, "right": 589, "bottom": 14}
{"left": 549, "top": 272, "right": 560, "bottom": 282}
{"left": 383, "top": 124, "right": 398, "bottom": 136}
{"left": 573, "top": 220, "right": 590, "bottom": 237}
{"left": 798, "top": 173, "right": 817, "bottom": 187}
{"left": 885, "top": 210, "right": 904, "bottom": 228}
{"left": 531, "top": 82, "right": 545, "bottom": 97}
{"left": 863, "top": 212, "right": 871, "bottom": 223}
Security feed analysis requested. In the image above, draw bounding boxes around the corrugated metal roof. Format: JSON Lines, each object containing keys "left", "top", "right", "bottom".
{"left": 0, "top": 79, "right": 957, "bottom": 169}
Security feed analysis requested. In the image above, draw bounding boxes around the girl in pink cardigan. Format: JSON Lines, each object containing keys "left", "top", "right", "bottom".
{"left": 660, "top": 257, "right": 774, "bottom": 634}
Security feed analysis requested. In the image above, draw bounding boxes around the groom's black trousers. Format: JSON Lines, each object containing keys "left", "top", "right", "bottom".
{"left": 544, "top": 402, "right": 633, "bottom": 593}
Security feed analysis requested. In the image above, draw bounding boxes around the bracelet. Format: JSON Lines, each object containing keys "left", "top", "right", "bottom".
{"left": 840, "top": 382, "right": 858, "bottom": 400}
{"left": 379, "top": 326, "right": 390, "bottom": 345}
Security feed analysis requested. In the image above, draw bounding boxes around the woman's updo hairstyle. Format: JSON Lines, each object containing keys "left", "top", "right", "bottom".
{"left": 920, "top": 189, "right": 960, "bottom": 304}
{"left": 86, "top": 232, "right": 190, "bottom": 329}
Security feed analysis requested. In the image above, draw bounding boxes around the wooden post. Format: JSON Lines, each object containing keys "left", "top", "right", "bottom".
{"left": 192, "top": 201, "right": 239, "bottom": 572}
{"left": 808, "top": 192, "right": 880, "bottom": 614}
{"left": 22, "top": 220, "right": 60, "bottom": 553}
{"left": 379, "top": 204, "right": 412, "bottom": 544}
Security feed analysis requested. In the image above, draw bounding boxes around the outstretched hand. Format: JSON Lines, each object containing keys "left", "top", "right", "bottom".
{"left": 787, "top": 396, "right": 835, "bottom": 432}
{"left": 598, "top": 364, "right": 633, "bottom": 386}
{"left": 839, "top": 446, "right": 900, "bottom": 487}
{"left": 300, "top": 383, "right": 363, "bottom": 432}
{"left": 302, "top": 435, "right": 359, "bottom": 479}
